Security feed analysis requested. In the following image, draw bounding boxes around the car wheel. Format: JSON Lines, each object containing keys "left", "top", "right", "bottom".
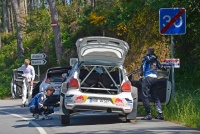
{"left": 60, "top": 115, "right": 70, "bottom": 125}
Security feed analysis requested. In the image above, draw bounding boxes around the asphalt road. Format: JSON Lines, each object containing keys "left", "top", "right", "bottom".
{"left": 0, "top": 99, "right": 199, "bottom": 134}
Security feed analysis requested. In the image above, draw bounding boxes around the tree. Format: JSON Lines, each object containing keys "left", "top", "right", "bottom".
{"left": 2, "top": 0, "right": 8, "bottom": 33}
{"left": 47, "top": 0, "right": 63, "bottom": 65}
{"left": 11, "top": 0, "right": 24, "bottom": 58}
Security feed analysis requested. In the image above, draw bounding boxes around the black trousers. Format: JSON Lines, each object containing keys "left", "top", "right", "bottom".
{"left": 30, "top": 105, "right": 44, "bottom": 114}
{"left": 142, "top": 76, "right": 162, "bottom": 114}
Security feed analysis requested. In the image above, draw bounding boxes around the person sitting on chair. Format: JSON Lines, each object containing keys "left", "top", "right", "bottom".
{"left": 29, "top": 86, "right": 55, "bottom": 120}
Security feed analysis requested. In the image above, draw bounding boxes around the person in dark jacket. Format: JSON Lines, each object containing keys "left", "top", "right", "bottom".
{"left": 140, "top": 48, "right": 165, "bottom": 120}
{"left": 29, "top": 86, "right": 55, "bottom": 120}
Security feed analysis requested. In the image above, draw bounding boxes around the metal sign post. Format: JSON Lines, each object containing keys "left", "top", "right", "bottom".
{"left": 171, "top": 35, "right": 175, "bottom": 98}
{"left": 38, "top": 65, "right": 40, "bottom": 81}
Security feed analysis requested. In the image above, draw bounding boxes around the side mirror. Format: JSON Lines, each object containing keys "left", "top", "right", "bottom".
{"left": 70, "top": 58, "right": 78, "bottom": 67}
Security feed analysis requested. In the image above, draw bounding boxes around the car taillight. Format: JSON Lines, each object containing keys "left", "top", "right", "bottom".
{"left": 69, "top": 78, "right": 79, "bottom": 89}
{"left": 121, "top": 81, "right": 131, "bottom": 92}
{"left": 45, "top": 78, "right": 50, "bottom": 83}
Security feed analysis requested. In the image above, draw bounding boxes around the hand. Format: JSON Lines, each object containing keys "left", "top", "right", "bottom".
{"left": 162, "top": 66, "right": 167, "bottom": 71}
{"left": 22, "top": 74, "right": 27, "bottom": 78}
{"left": 30, "top": 80, "right": 34, "bottom": 86}
{"left": 139, "top": 76, "right": 143, "bottom": 84}
{"left": 43, "top": 106, "right": 48, "bottom": 110}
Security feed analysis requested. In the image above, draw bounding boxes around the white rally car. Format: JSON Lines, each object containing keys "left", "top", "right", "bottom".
{"left": 59, "top": 36, "right": 138, "bottom": 125}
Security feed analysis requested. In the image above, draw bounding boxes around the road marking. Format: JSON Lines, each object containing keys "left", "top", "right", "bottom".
{"left": 148, "top": 130, "right": 199, "bottom": 132}
{"left": 0, "top": 111, "right": 47, "bottom": 134}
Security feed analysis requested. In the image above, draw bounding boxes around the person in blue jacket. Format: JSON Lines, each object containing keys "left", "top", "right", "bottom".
{"left": 140, "top": 48, "right": 165, "bottom": 120}
{"left": 29, "top": 86, "right": 55, "bottom": 120}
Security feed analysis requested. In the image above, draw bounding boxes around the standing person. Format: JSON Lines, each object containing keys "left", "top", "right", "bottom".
{"left": 29, "top": 86, "right": 55, "bottom": 120}
{"left": 17, "top": 59, "right": 35, "bottom": 107}
{"left": 140, "top": 48, "right": 165, "bottom": 120}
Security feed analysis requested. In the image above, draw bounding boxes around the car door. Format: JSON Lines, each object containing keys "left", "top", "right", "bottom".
{"left": 128, "top": 70, "right": 172, "bottom": 105}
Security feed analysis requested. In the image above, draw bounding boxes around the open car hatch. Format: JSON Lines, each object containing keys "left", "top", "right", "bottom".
{"left": 76, "top": 36, "right": 129, "bottom": 66}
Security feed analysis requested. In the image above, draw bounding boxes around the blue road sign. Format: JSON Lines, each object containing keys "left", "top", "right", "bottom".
{"left": 159, "top": 8, "right": 186, "bottom": 35}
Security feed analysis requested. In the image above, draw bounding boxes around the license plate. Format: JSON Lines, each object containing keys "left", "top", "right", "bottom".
{"left": 90, "top": 98, "right": 110, "bottom": 103}
{"left": 54, "top": 86, "right": 61, "bottom": 90}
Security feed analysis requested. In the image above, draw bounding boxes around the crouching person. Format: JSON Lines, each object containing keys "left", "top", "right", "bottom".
{"left": 29, "top": 86, "right": 55, "bottom": 120}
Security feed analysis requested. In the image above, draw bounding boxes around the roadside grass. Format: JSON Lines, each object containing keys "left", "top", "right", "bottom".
{"left": 163, "top": 82, "right": 200, "bottom": 129}
{"left": 138, "top": 81, "right": 200, "bottom": 130}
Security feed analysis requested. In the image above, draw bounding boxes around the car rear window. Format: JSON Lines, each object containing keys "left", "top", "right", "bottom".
{"left": 47, "top": 71, "right": 68, "bottom": 82}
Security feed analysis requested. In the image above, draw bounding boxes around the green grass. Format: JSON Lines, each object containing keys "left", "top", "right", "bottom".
{"left": 138, "top": 81, "right": 200, "bottom": 130}
{"left": 163, "top": 82, "right": 200, "bottom": 129}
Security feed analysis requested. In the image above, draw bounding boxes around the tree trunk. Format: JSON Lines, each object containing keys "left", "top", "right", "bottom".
{"left": 47, "top": 0, "right": 63, "bottom": 65}
{"left": 91, "top": 0, "right": 95, "bottom": 8}
{"left": 0, "top": 36, "right": 2, "bottom": 50}
{"left": 62, "top": 0, "right": 66, "bottom": 6}
{"left": 10, "top": 3, "right": 15, "bottom": 35}
{"left": 11, "top": 0, "right": 24, "bottom": 59}
{"left": 24, "top": 0, "right": 28, "bottom": 14}
{"left": 30, "top": 0, "right": 34, "bottom": 11}
{"left": 34, "top": 0, "right": 37, "bottom": 10}
{"left": 7, "top": 0, "right": 12, "bottom": 32}
{"left": 2, "top": 0, "right": 8, "bottom": 33}
{"left": 19, "top": 0, "right": 26, "bottom": 31}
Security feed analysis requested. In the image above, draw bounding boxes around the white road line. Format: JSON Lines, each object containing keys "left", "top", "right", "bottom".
{"left": 0, "top": 111, "right": 47, "bottom": 134}
{"left": 148, "top": 130, "right": 199, "bottom": 132}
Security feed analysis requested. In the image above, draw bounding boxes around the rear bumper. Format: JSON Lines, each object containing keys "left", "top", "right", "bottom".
{"left": 70, "top": 105, "right": 131, "bottom": 114}
{"left": 64, "top": 90, "right": 133, "bottom": 114}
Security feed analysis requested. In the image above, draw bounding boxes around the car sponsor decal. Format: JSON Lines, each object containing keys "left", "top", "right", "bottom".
{"left": 74, "top": 95, "right": 88, "bottom": 104}
{"left": 111, "top": 97, "right": 124, "bottom": 106}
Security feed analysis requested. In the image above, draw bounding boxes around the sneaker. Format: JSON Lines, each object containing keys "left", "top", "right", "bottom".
{"left": 141, "top": 114, "right": 152, "bottom": 120}
{"left": 33, "top": 114, "right": 39, "bottom": 120}
{"left": 21, "top": 104, "right": 25, "bottom": 107}
{"left": 155, "top": 114, "right": 164, "bottom": 120}
{"left": 41, "top": 115, "right": 53, "bottom": 120}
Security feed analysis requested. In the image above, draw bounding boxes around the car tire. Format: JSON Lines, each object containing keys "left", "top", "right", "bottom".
{"left": 16, "top": 86, "right": 23, "bottom": 97}
{"left": 60, "top": 115, "right": 70, "bottom": 125}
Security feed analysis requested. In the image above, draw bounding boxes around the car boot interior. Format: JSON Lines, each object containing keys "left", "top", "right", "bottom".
{"left": 79, "top": 66, "right": 122, "bottom": 95}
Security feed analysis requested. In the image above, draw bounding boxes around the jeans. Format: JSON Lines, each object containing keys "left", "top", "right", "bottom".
{"left": 30, "top": 98, "right": 54, "bottom": 115}
{"left": 30, "top": 105, "right": 43, "bottom": 114}
{"left": 142, "top": 76, "right": 162, "bottom": 114}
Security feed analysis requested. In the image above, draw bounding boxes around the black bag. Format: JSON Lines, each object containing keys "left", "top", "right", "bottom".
{"left": 32, "top": 82, "right": 41, "bottom": 98}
